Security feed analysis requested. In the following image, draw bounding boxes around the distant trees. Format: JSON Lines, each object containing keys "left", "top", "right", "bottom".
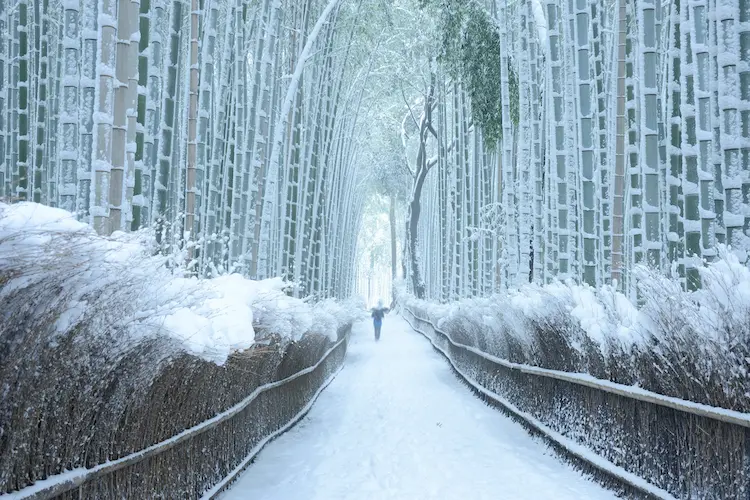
{"left": 355, "top": 196, "right": 395, "bottom": 304}
{"left": 371, "top": 133, "right": 410, "bottom": 281}
{"left": 366, "top": 0, "right": 505, "bottom": 300}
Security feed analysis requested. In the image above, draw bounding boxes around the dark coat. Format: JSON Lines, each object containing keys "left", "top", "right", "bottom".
{"left": 371, "top": 307, "right": 388, "bottom": 321}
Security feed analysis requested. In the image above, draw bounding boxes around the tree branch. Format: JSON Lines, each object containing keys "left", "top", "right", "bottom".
{"left": 400, "top": 81, "right": 420, "bottom": 130}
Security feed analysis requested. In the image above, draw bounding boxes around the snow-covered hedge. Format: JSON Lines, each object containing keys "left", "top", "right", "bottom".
{"left": 0, "top": 202, "right": 362, "bottom": 363}
{"left": 400, "top": 269, "right": 750, "bottom": 498}
{"left": 0, "top": 202, "right": 364, "bottom": 494}
{"left": 398, "top": 256, "right": 750, "bottom": 413}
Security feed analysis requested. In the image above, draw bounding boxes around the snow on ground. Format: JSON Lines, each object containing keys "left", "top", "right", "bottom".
{"left": 0, "top": 202, "right": 360, "bottom": 364}
{"left": 221, "top": 316, "right": 618, "bottom": 500}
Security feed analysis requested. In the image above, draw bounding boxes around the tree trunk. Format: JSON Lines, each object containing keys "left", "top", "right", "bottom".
{"left": 389, "top": 193, "right": 397, "bottom": 279}
{"left": 407, "top": 77, "right": 436, "bottom": 299}
{"left": 407, "top": 199, "right": 424, "bottom": 298}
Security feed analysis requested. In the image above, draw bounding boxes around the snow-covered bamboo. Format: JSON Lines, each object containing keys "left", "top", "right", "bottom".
{"left": 59, "top": 0, "right": 80, "bottom": 213}
{"left": 17, "top": 0, "right": 29, "bottom": 201}
{"left": 517, "top": 4, "right": 533, "bottom": 287}
{"left": 0, "top": 0, "right": 7, "bottom": 200}
{"left": 90, "top": 0, "right": 117, "bottom": 234}
{"left": 571, "top": 0, "right": 597, "bottom": 285}
{"left": 664, "top": 0, "right": 684, "bottom": 283}
{"left": 108, "top": 0, "right": 132, "bottom": 231}
{"left": 716, "top": 0, "right": 747, "bottom": 259}
{"left": 6, "top": 0, "right": 745, "bottom": 301}
{"left": 499, "top": 0, "right": 518, "bottom": 289}
{"left": 255, "top": 0, "right": 344, "bottom": 278}
{"left": 691, "top": 0, "right": 717, "bottom": 265}
{"left": 638, "top": 0, "right": 662, "bottom": 273}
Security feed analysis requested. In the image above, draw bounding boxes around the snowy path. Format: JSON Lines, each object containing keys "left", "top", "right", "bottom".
{"left": 221, "top": 316, "right": 618, "bottom": 500}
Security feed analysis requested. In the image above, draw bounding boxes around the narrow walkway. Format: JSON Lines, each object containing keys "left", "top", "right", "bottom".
{"left": 222, "top": 316, "right": 618, "bottom": 499}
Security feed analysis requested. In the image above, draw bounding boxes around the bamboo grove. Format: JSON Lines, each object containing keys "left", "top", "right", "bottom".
{"left": 2, "top": 0, "right": 749, "bottom": 301}
{"left": 0, "top": 0, "right": 373, "bottom": 297}
{"left": 405, "top": 0, "right": 750, "bottom": 300}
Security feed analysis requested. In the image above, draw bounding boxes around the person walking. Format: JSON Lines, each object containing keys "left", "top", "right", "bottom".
{"left": 371, "top": 299, "right": 389, "bottom": 341}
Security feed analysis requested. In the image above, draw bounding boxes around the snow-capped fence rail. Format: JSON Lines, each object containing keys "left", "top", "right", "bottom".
{"left": 0, "top": 333, "right": 349, "bottom": 499}
{"left": 403, "top": 306, "right": 749, "bottom": 499}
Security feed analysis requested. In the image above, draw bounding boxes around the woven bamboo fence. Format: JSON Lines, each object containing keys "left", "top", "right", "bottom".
{"left": 403, "top": 306, "right": 749, "bottom": 500}
{"left": 0, "top": 321, "right": 350, "bottom": 499}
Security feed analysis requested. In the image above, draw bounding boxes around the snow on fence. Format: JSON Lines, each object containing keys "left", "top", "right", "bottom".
{"left": 0, "top": 332, "right": 349, "bottom": 499}
{"left": 403, "top": 307, "right": 750, "bottom": 499}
